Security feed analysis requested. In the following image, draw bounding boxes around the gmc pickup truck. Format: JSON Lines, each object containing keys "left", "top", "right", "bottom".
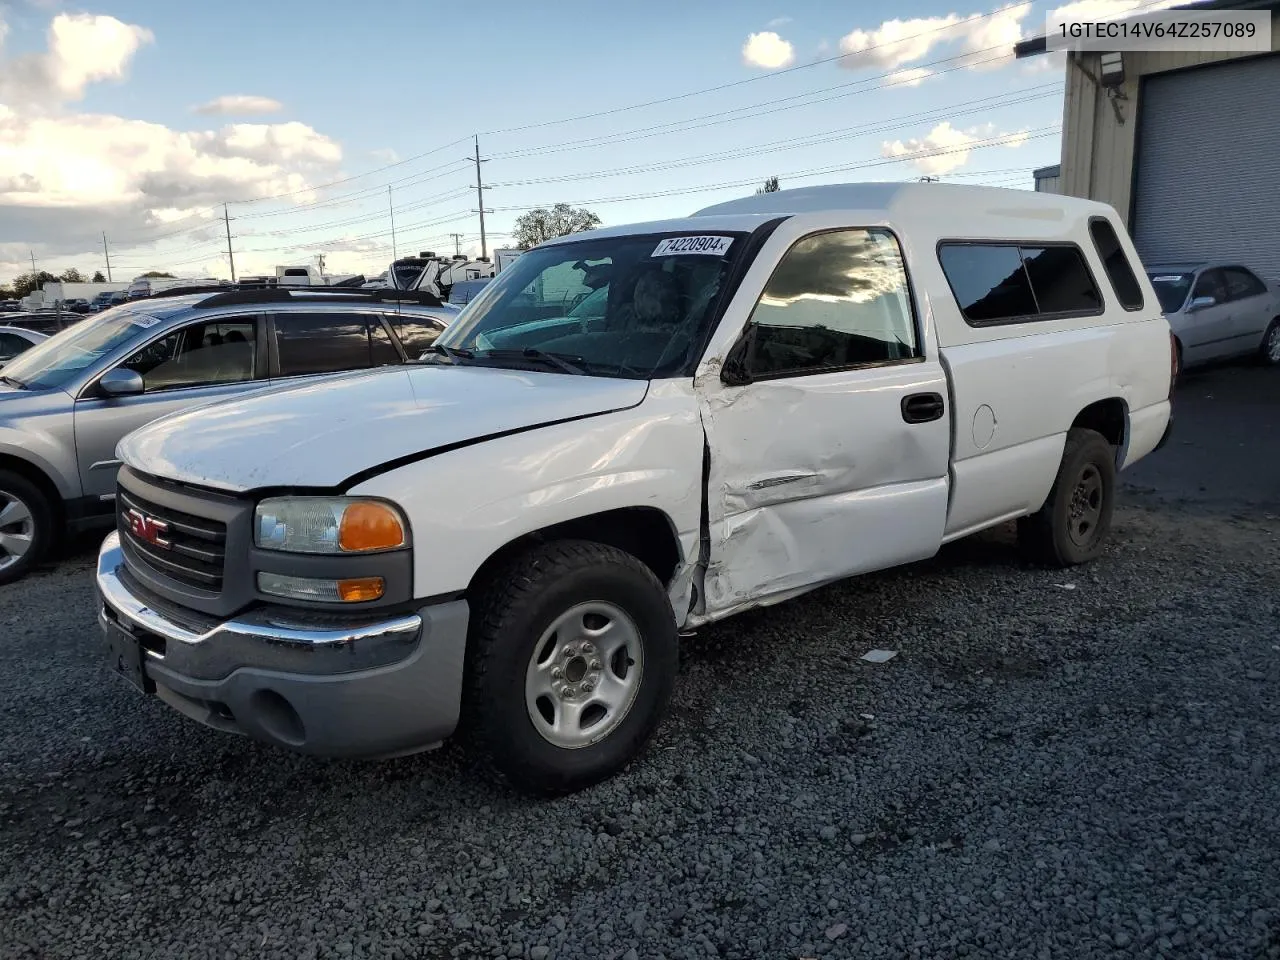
{"left": 94, "top": 183, "right": 1175, "bottom": 794}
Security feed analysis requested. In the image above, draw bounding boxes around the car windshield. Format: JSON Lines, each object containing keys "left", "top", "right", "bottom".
{"left": 0, "top": 306, "right": 160, "bottom": 390}
{"left": 1147, "top": 271, "right": 1194, "bottom": 313}
{"left": 433, "top": 231, "right": 746, "bottom": 379}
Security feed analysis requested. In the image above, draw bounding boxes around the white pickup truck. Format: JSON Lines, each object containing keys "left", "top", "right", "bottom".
{"left": 94, "top": 183, "right": 1175, "bottom": 793}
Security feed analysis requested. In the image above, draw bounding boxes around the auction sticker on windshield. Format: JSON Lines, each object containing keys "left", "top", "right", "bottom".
{"left": 131, "top": 314, "right": 162, "bottom": 328}
{"left": 652, "top": 236, "right": 734, "bottom": 257}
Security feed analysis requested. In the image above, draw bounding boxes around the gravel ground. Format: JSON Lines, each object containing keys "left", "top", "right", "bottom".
{"left": 2, "top": 373, "right": 1279, "bottom": 960}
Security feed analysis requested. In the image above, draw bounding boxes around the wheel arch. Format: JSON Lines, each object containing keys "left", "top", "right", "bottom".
{"left": 466, "top": 506, "right": 684, "bottom": 599}
{"left": 0, "top": 453, "right": 65, "bottom": 528}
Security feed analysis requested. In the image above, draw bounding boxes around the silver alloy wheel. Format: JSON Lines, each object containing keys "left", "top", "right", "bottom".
{"left": 0, "top": 492, "right": 35, "bottom": 572}
{"left": 524, "top": 601, "right": 644, "bottom": 749}
{"left": 1267, "top": 324, "right": 1280, "bottom": 363}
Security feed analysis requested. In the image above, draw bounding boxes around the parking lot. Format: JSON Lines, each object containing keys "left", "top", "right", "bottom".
{"left": 0, "top": 364, "right": 1276, "bottom": 960}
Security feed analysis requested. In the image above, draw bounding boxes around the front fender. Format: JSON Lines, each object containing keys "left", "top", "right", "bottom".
{"left": 0, "top": 426, "right": 80, "bottom": 499}
{"left": 351, "top": 383, "right": 706, "bottom": 600}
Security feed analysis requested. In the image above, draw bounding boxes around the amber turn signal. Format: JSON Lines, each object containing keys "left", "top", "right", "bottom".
{"left": 338, "top": 502, "right": 406, "bottom": 552}
{"left": 337, "top": 577, "right": 385, "bottom": 602}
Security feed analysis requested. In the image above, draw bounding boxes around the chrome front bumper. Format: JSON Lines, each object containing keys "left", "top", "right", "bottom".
{"left": 94, "top": 531, "right": 470, "bottom": 759}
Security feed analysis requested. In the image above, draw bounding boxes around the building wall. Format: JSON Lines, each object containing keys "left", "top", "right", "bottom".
{"left": 1034, "top": 172, "right": 1062, "bottom": 193}
{"left": 1057, "top": 11, "right": 1279, "bottom": 223}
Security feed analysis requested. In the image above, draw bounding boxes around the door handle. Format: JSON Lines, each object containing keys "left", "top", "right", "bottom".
{"left": 901, "top": 392, "right": 945, "bottom": 424}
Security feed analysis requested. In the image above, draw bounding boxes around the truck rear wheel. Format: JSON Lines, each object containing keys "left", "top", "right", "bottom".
{"left": 1017, "top": 427, "right": 1116, "bottom": 567}
{"left": 463, "top": 539, "right": 678, "bottom": 794}
{"left": 0, "top": 470, "right": 53, "bottom": 586}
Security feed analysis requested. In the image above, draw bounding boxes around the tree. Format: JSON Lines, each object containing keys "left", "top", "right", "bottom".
{"left": 60, "top": 268, "right": 85, "bottom": 283}
{"left": 512, "top": 203, "right": 602, "bottom": 251}
{"left": 9, "top": 271, "right": 60, "bottom": 298}
{"left": 141, "top": 270, "right": 175, "bottom": 278}
{"left": 756, "top": 176, "right": 780, "bottom": 194}
{"left": 91, "top": 270, "right": 106, "bottom": 283}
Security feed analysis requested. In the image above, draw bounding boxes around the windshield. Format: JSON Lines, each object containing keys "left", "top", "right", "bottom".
{"left": 0, "top": 306, "right": 160, "bottom": 390}
{"left": 1147, "top": 271, "right": 1194, "bottom": 313}
{"left": 434, "top": 231, "right": 746, "bottom": 379}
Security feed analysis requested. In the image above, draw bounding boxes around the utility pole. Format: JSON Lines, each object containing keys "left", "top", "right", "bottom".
{"left": 102, "top": 232, "right": 113, "bottom": 282}
{"left": 449, "top": 233, "right": 463, "bottom": 257}
{"left": 388, "top": 186, "right": 398, "bottom": 261}
{"left": 223, "top": 203, "right": 237, "bottom": 283}
{"left": 29, "top": 251, "right": 36, "bottom": 274}
{"left": 469, "top": 135, "right": 491, "bottom": 260}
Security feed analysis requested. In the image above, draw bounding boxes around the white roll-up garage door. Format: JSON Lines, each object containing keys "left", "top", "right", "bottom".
{"left": 1133, "top": 54, "right": 1280, "bottom": 283}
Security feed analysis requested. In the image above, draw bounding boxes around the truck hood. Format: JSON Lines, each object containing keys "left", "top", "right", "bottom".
{"left": 118, "top": 365, "right": 649, "bottom": 493}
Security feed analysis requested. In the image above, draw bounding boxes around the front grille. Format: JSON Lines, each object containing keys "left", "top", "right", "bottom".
{"left": 118, "top": 487, "right": 227, "bottom": 592}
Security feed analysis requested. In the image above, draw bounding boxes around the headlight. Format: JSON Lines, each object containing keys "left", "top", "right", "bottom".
{"left": 255, "top": 498, "right": 408, "bottom": 554}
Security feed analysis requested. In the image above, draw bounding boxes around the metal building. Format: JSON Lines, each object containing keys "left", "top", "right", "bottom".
{"left": 1015, "top": 0, "right": 1280, "bottom": 281}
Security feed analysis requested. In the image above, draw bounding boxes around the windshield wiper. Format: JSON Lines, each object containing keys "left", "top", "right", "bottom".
{"left": 483, "top": 348, "right": 588, "bottom": 376}
{"left": 420, "top": 343, "right": 474, "bottom": 364}
{"left": 0, "top": 375, "right": 25, "bottom": 389}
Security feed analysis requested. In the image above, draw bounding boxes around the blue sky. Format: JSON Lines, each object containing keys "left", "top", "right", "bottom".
{"left": 0, "top": 0, "right": 1087, "bottom": 282}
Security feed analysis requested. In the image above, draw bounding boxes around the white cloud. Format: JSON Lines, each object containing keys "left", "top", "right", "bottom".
{"left": 0, "top": 10, "right": 349, "bottom": 282}
{"left": 766, "top": 16, "right": 792, "bottom": 28}
{"left": 192, "top": 94, "right": 284, "bottom": 116}
{"left": 838, "top": 15, "right": 962, "bottom": 70}
{"left": 1051, "top": 0, "right": 1181, "bottom": 22}
{"left": 370, "top": 147, "right": 400, "bottom": 163}
{"left": 885, "top": 67, "right": 933, "bottom": 87}
{"left": 881, "top": 121, "right": 1030, "bottom": 175}
{"left": 742, "top": 31, "right": 795, "bottom": 69}
{"left": 0, "top": 13, "right": 153, "bottom": 105}
{"left": 837, "top": 3, "right": 1035, "bottom": 73}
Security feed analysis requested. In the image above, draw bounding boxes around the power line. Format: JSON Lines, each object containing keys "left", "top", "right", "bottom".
{"left": 478, "top": 8, "right": 1023, "bottom": 137}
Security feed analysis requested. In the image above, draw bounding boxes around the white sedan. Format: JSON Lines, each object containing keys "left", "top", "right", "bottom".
{"left": 1146, "top": 261, "right": 1280, "bottom": 370}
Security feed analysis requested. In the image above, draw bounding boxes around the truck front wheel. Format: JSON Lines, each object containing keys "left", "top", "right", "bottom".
{"left": 463, "top": 539, "right": 678, "bottom": 794}
{"left": 1017, "top": 427, "right": 1117, "bottom": 567}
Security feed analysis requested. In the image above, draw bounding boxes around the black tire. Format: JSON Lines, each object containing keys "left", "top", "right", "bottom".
{"left": 462, "top": 539, "right": 678, "bottom": 795}
{"left": 0, "top": 469, "right": 54, "bottom": 585}
{"left": 1259, "top": 319, "right": 1280, "bottom": 366}
{"left": 1017, "top": 428, "right": 1116, "bottom": 568}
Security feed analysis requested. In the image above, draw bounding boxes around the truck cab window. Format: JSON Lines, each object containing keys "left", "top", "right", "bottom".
{"left": 742, "top": 228, "right": 920, "bottom": 378}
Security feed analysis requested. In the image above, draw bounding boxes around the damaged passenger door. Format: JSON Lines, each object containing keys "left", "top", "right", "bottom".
{"left": 695, "top": 225, "right": 952, "bottom": 618}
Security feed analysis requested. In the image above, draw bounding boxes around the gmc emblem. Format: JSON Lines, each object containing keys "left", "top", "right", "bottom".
{"left": 125, "top": 508, "right": 170, "bottom": 549}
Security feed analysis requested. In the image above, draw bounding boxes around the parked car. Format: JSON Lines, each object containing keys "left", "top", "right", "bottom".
{"left": 0, "top": 285, "right": 457, "bottom": 583}
{"left": 0, "top": 310, "right": 83, "bottom": 336}
{"left": 60, "top": 298, "right": 92, "bottom": 314}
{"left": 1145, "top": 261, "right": 1280, "bottom": 370}
{"left": 89, "top": 292, "right": 126, "bottom": 313}
{"left": 93, "top": 183, "right": 1173, "bottom": 794}
{"left": 0, "top": 325, "right": 48, "bottom": 365}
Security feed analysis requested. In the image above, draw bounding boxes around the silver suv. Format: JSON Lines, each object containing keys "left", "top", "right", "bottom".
{"left": 0, "top": 285, "right": 457, "bottom": 583}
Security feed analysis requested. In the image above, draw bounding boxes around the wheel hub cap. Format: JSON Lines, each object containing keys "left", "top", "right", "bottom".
{"left": 1066, "top": 464, "right": 1103, "bottom": 548}
{"left": 0, "top": 493, "right": 35, "bottom": 572}
{"left": 525, "top": 601, "right": 643, "bottom": 749}
{"left": 1267, "top": 325, "right": 1280, "bottom": 362}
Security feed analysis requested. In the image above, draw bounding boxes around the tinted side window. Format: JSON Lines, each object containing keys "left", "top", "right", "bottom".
{"left": 939, "top": 243, "right": 1102, "bottom": 324}
{"left": 369, "top": 321, "right": 402, "bottom": 365}
{"left": 1193, "top": 270, "right": 1227, "bottom": 303}
{"left": 1020, "top": 247, "right": 1102, "bottom": 314}
{"left": 0, "top": 331, "right": 28, "bottom": 359}
{"left": 384, "top": 314, "right": 445, "bottom": 359}
{"left": 1088, "top": 218, "right": 1144, "bottom": 310}
{"left": 937, "top": 245, "right": 1037, "bottom": 323}
{"left": 1223, "top": 267, "right": 1266, "bottom": 300}
{"left": 274, "top": 313, "right": 379, "bottom": 376}
{"left": 743, "top": 228, "right": 919, "bottom": 378}
{"left": 120, "top": 320, "right": 258, "bottom": 392}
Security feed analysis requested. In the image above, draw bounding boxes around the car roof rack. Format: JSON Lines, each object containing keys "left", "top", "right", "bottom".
{"left": 143, "top": 283, "right": 445, "bottom": 309}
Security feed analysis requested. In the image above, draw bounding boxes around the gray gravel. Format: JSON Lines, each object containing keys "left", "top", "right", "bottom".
{"left": 2, "top": 370, "right": 1279, "bottom": 959}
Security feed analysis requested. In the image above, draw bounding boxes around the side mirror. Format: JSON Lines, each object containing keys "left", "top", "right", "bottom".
{"left": 720, "top": 334, "right": 754, "bottom": 387}
{"left": 99, "top": 368, "right": 144, "bottom": 396}
{"left": 1187, "top": 295, "right": 1216, "bottom": 313}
